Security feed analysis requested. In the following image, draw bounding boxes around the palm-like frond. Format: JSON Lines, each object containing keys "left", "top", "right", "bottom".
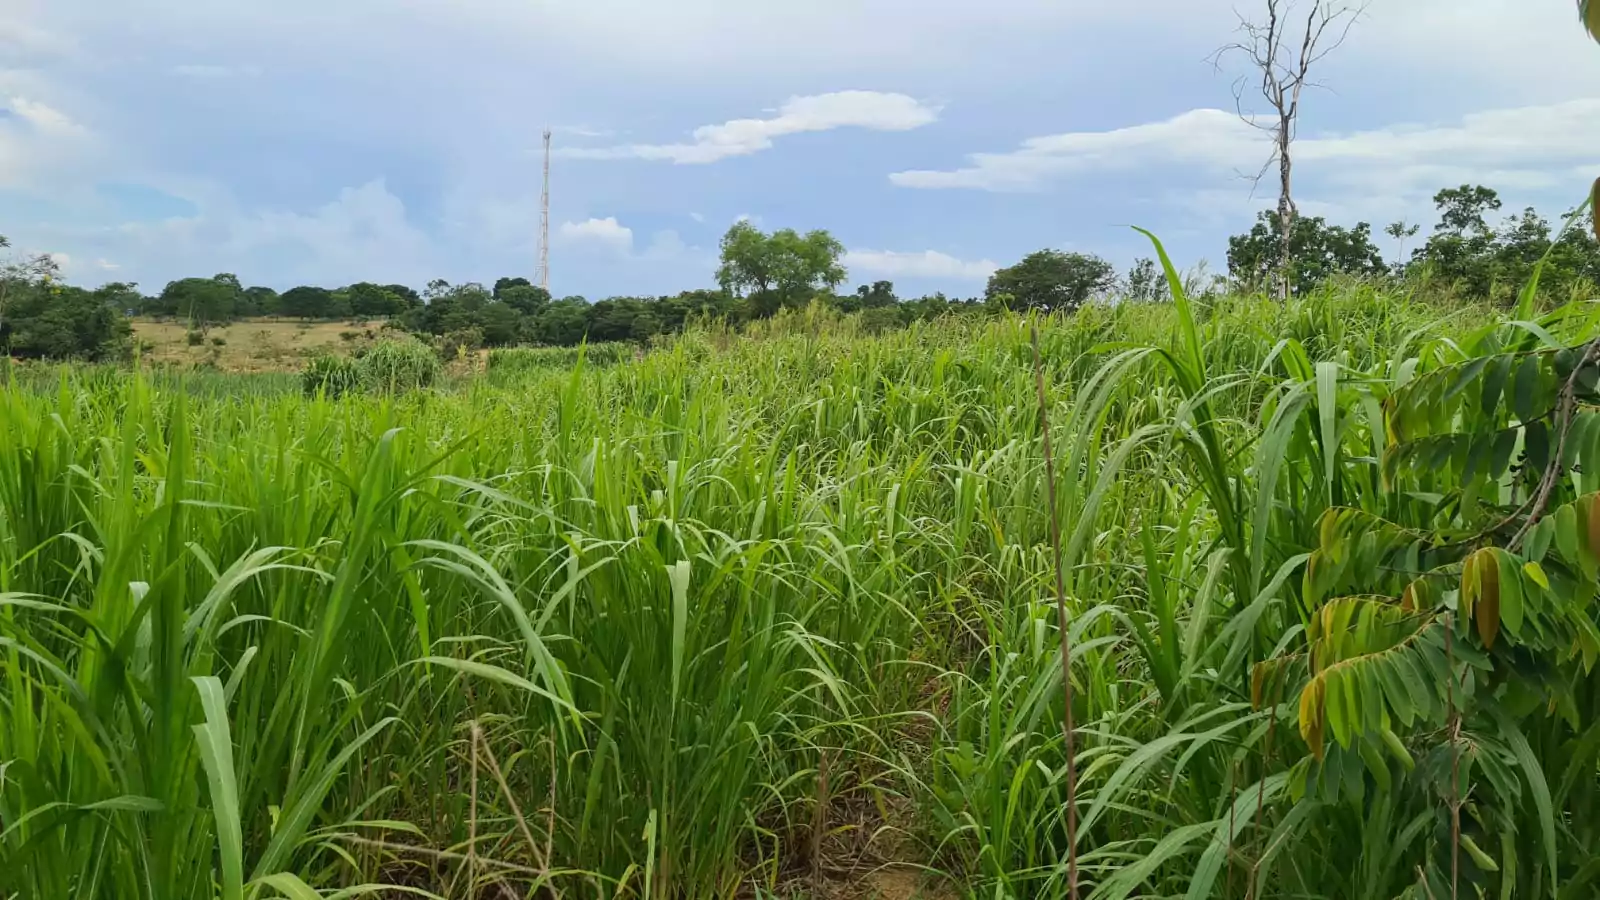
{"left": 1584, "top": 0, "right": 1600, "bottom": 43}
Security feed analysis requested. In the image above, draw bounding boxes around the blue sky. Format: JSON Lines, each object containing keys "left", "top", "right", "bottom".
{"left": 2, "top": 0, "right": 1599, "bottom": 299}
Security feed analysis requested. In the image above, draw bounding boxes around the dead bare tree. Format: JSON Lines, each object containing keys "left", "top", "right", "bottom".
{"left": 1216, "top": 0, "right": 1364, "bottom": 300}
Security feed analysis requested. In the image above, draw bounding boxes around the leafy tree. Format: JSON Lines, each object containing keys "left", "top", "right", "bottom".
{"left": 493, "top": 276, "right": 533, "bottom": 300}
{"left": 240, "top": 286, "right": 280, "bottom": 317}
{"left": 901, "top": 292, "right": 952, "bottom": 322}
{"left": 0, "top": 244, "right": 130, "bottom": 359}
{"left": 1227, "top": 211, "right": 1386, "bottom": 295}
{"left": 476, "top": 301, "right": 523, "bottom": 347}
{"left": 279, "top": 286, "right": 337, "bottom": 319}
{"left": 159, "top": 277, "right": 237, "bottom": 326}
{"left": 716, "top": 222, "right": 846, "bottom": 317}
{"left": 629, "top": 307, "right": 662, "bottom": 342}
{"left": 985, "top": 250, "right": 1116, "bottom": 313}
{"left": 534, "top": 297, "right": 591, "bottom": 346}
{"left": 499, "top": 284, "right": 552, "bottom": 317}
{"left": 856, "top": 280, "right": 897, "bottom": 310}
{"left": 94, "top": 282, "right": 146, "bottom": 315}
{"left": 1410, "top": 187, "right": 1600, "bottom": 303}
{"left": 384, "top": 284, "right": 422, "bottom": 309}
{"left": 1433, "top": 184, "right": 1502, "bottom": 237}
{"left": 588, "top": 297, "right": 653, "bottom": 343}
{"left": 1124, "top": 257, "right": 1166, "bottom": 303}
{"left": 345, "top": 282, "right": 405, "bottom": 317}
{"left": 655, "top": 289, "right": 733, "bottom": 332}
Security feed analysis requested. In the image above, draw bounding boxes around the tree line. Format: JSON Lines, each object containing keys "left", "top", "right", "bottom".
{"left": 2, "top": 182, "right": 1597, "bottom": 362}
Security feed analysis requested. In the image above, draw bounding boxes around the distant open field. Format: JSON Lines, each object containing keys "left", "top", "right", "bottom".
{"left": 131, "top": 317, "right": 391, "bottom": 372}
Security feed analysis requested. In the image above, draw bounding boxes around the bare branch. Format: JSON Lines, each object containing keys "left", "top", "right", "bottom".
{"left": 1211, "top": 0, "right": 1361, "bottom": 301}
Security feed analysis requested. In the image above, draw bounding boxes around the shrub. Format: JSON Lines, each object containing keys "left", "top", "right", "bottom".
{"left": 357, "top": 337, "right": 439, "bottom": 393}
{"left": 186, "top": 330, "right": 205, "bottom": 346}
{"left": 210, "top": 336, "right": 227, "bottom": 347}
{"left": 300, "top": 354, "right": 361, "bottom": 398}
{"left": 439, "top": 327, "right": 485, "bottom": 359}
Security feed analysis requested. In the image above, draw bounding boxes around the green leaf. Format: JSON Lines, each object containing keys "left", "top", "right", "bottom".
{"left": 1499, "top": 551, "right": 1525, "bottom": 638}
{"left": 252, "top": 872, "right": 325, "bottom": 900}
{"left": 191, "top": 676, "right": 244, "bottom": 900}
{"left": 666, "top": 559, "right": 691, "bottom": 707}
{"left": 1488, "top": 706, "right": 1558, "bottom": 896}
{"left": 1482, "top": 354, "right": 1514, "bottom": 419}
{"left": 1513, "top": 354, "right": 1541, "bottom": 423}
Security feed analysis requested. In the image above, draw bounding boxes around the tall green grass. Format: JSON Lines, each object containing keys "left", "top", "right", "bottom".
{"left": 1, "top": 285, "right": 1586, "bottom": 898}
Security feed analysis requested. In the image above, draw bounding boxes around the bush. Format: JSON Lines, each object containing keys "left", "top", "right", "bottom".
{"left": 210, "top": 336, "right": 227, "bottom": 347}
{"left": 439, "top": 327, "right": 485, "bottom": 359}
{"left": 301, "top": 354, "right": 361, "bottom": 398}
{"left": 186, "top": 330, "right": 205, "bottom": 346}
{"left": 357, "top": 337, "right": 439, "bottom": 393}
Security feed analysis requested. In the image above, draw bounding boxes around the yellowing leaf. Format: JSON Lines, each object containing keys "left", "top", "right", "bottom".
{"left": 1523, "top": 560, "right": 1550, "bottom": 590}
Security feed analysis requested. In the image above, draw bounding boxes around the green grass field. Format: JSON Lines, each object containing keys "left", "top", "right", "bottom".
{"left": 5, "top": 273, "right": 1600, "bottom": 899}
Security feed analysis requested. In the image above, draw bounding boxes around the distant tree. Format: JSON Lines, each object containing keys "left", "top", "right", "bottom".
{"left": 1227, "top": 211, "right": 1386, "bottom": 295}
{"left": 716, "top": 221, "right": 846, "bottom": 317}
{"left": 159, "top": 277, "right": 237, "bottom": 326}
{"left": 985, "top": 250, "right": 1116, "bottom": 313}
{"left": 499, "top": 284, "right": 552, "bottom": 317}
{"left": 0, "top": 245, "right": 130, "bottom": 360}
{"left": 860, "top": 306, "right": 903, "bottom": 334}
{"left": 279, "top": 286, "right": 336, "bottom": 319}
{"left": 94, "top": 281, "right": 146, "bottom": 315}
{"left": 476, "top": 302, "right": 524, "bottom": 347}
{"left": 656, "top": 289, "right": 732, "bottom": 332}
{"left": 857, "top": 280, "right": 897, "bottom": 310}
{"left": 384, "top": 284, "right": 423, "bottom": 309}
{"left": 534, "top": 297, "right": 591, "bottom": 346}
{"left": 1410, "top": 192, "right": 1600, "bottom": 303}
{"left": 901, "top": 292, "right": 951, "bottom": 322}
{"left": 241, "top": 285, "right": 280, "bottom": 317}
{"left": 1385, "top": 221, "right": 1420, "bottom": 270}
{"left": 1433, "top": 184, "right": 1503, "bottom": 237}
{"left": 345, "top": 282, "right": 405, "bottom": 317}
{"left": 416, "top": 282, "right": 491, "bottom": 335}
{"left": 493, "top": 276, "right": 533, "bottom": 301}
{"left": 1124, "top": 257, "right": 1167, "bottom": 302}
{"left": 629, "top": 306, "right": 662, "bottom": 342}
{"left": 1413, "top": 186, "right": 1506, "bottom": 297}
{"left": 587, "top": 297, "right": 648, "bottom": 343}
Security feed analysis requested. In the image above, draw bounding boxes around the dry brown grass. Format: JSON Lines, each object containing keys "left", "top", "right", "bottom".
{"left": 131, "top": 317, "right": 393, "bottom": 372}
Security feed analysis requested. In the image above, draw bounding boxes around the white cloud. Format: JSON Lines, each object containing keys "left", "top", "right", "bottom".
{"left": 560, "top": 91, "right": 939, "bottom": 164}
{"left": 845, "top": 249, "right": 999, "bottom": 281}
{"left": 0, "top": 96, "right": 96, "bottom": 189}
{"left": 558, "top": 216, "right": 634, "bottom": 252}
{"left": 891, "top": 99, "right": 1600, "bottom": 201}
{"left": 688, "top": 212, "right": 705, "bottom": 223}
{"left": 7, "top": 96, "right": 87, "bottom": 138}
{"left": 94, "top": 258, "right": 119, "bottom": 270}
{"left": 60, "top": 179, "right": 440, "bottom": 287}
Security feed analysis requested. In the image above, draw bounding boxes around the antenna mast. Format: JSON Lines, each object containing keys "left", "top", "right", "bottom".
{"left": 535, "top": 128, "right": 552, "bottom": 292}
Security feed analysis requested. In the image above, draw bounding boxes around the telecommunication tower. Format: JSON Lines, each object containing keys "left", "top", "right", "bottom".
{"left": 535, "top": 128, "right": 551, "bottom": 291}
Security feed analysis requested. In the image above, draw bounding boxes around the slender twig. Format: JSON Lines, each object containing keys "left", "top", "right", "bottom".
{"left": 335, "top": 834, "right": 546, "bottom": 878}
{"left": 1031, "top": 321, "right": 1079, "bottom": 900}
{"left": 1507, "top": 338, "right": 1600, "bottom": 550}
{"left": 1245, "top": 671, "right": 1288, "bottom": 900}
{"left": 474, "top": 723, "right": 549, "bottom": 874}
{"left": 1444, "top": 616, "right": 1461, "bottom": 900}
{"left": 469, "top": 720, "right": 480, "bottom": 896}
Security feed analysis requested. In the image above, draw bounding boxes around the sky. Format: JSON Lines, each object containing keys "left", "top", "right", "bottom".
{"left": 2, "top": 0, "right": 1599, "bottom": 299}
